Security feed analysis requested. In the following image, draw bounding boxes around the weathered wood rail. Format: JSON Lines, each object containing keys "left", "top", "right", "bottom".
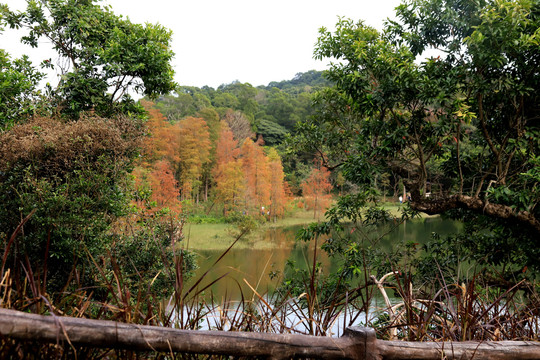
{"left": 0, "top": 308, "right": 539, "bottom": 359}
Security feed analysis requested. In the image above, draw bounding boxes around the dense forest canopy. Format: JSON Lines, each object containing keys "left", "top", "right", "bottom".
{"left": 152, "top": 71, "right": 331, "bottom": 144}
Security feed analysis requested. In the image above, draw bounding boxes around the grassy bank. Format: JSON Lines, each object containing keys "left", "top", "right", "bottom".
{"left": 181, "top": 202, "right": 426, "bottom": 250}
{"left": 183, "top": 208, "right": 317, "bottom": 250}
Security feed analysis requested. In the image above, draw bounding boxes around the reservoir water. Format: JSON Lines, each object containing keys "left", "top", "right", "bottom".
{"left": 188, "top": 217, "right": 462, "bottom": 301}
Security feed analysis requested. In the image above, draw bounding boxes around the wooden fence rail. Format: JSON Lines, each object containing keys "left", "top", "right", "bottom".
{"left": 0, "top": 308, "right": 539, "bottom": 359}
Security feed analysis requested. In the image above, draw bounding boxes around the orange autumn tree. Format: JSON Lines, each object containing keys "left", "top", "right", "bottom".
{"left": 215, "top": 160, "right": 245, "bottom": 215}
{"left": 149, "top": 160, "right": 181, "bottom": 213}
{"left": 176, "top": 116, "right": 211, "bottom": 201}
{"left": 302, "top": 159, "right": 333, "bottom": 219}
{"left": 140, "top": 100, "right": 181, "bottom": 166}
{"left": 267, "top": 147, "right": 288, "bottom": 221}
{"left": 197, "top": 108, "right": 220, "bottom": 202}
{"left": 240, "top": 137, "right": 271, "bottom": 216}
{"left": 129, "top": 102, "right": 184, "bottom": 244}
{"left": 134, "top": 101, "right": 183, "bottom": 220}
{"left": 213, "top": 121, "right": 245, "bottom": 215}
{"left": 213, "top": 121, "right": 240, "bottom": 169}
{"left": 129, "top": 163, "right": 182, "bottom": 245}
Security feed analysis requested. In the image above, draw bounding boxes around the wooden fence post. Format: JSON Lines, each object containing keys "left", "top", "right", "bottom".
{"left": 343, "top": 326, "right": 381, "bottom": 360}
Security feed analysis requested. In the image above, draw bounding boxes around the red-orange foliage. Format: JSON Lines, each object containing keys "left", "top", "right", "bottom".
{"left": 301, "top": 160, "right": 333, "bottom": 219}
{"left": 267, "top": 148, "right": 288, "bottom": 220}
{"left": 149, "top": 160, "right": 181, "bottom": 212}
{"left": 214, "top": 121, "right": 240, "bottom": 173}
{"left": 213, "top": 122, "right": 245, "bottom": 214}
{"left": 240, "top": 138, "right": 271, "bottom": 214}
{"left": 177, "top": 117, "right": 212, "bottom": 200}
{"left": 126, "top": 102, "right": 183, "bottom": 244}
{"left": 130, "top": 162, "right": 183, "bottom": 245}
{"left": 141, "top": 101, "right": 181, "bottom": 166}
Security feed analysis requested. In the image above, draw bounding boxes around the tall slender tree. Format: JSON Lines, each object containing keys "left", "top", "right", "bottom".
{"left": 240, "top": 138, "right": 271, "bottom": 215}
{"left": 267, "top": 148, "right": 288, "bottom": 221}
{"left": 302, "top": 160, "right": 333, "bottom": 219}
{"left": 213, "top": 121, "right": 244, "bottom": 214}
{"left": 140, "top": 100, "right": 181, "bottom": 166}
{"left": 215, "top": 160, "right": 246, "bottom": 215}
{"left": 176, "top": 117, "right": 211, "bottom": 201}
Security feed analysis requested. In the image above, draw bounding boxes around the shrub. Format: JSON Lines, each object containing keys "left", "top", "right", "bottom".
{"left": 0, "top": 114, "right": 144, "bottom": 292}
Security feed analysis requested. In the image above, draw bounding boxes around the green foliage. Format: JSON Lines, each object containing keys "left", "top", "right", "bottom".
{"left": 109, "top": 224, "right": 196, "bottom": 298}
{"left": 0, "top": 115, "right": 143, "bottom": 290}
{"left": 225, "top": 212, "right": 259, "bottom": 236}
{"left": 266, "top": 70, "right": 332, "bottom": 93}
{"left": 278, "top": 258, "right": 350, "bottom": 308}
{"left": 188, "top": 214, "right": 226, "bottom": 224}
{"left": 292, "top": 0, "right": 540, "bottom": 279}
{"left": 256, "top": 118, "right": 288, "bottom": 145}
{"left": 2, "top": 0, "right": 176, "bottom": 119}
{"left": 152, "top": 70, "right": 325, "bottom": 143}
{"left": 154, "top": 87, "right": 214, "bottom": 121}
{"left": 0, "top": 50, "right": 45, "bottom": 129}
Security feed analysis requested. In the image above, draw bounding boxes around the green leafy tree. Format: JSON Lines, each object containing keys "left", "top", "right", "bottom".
{"left": 265, "top": 87, "right": 295, "bottom": 129}
{"left": 294, "top": 0, "right": 540, "bottom": 276}
{"left": 2, "top": 0, "right": 176, "bottom": 118}
{"left": 256, "top": 118, "right": 288, "bottom": 146}
{"left": 218, "top": 81, "right": 259, "bottom": 120}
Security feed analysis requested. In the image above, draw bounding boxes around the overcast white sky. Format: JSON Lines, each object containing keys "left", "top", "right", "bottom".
{"left": 3, "top": 0, "right": 401, "bottom": 89}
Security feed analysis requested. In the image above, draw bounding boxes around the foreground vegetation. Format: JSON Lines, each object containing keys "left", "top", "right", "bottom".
{"left": 1, "top": 206, "right": 538, "bottom": 359}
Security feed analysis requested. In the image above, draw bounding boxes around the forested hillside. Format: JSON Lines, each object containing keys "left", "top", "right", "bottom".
{"left": 135, "top": 71, "right": 335, "bottom": 220}
{"left": 152, "top": 70, "right": 331, "bottom": 144}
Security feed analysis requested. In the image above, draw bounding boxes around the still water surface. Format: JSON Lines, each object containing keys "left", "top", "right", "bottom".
{"left": 188, "top": 217, "right": 462, "bottom": 301}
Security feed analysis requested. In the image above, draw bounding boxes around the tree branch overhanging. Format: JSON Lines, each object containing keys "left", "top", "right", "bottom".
{"left": 410, "top": 194, "right": 540, "bottom": 234}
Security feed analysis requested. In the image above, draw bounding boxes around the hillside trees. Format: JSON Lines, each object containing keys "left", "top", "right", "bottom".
{"left": 294, "top": 0, "right": 540, "bottom": 276}
{"left": 151, "top": 71, "right": 326, "bottom": 148}
{"left": 148, "top": 73, "right": 329, "bottom": 195}
{"left": 265, "top": 87, "right": 295, "bottom": 129}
